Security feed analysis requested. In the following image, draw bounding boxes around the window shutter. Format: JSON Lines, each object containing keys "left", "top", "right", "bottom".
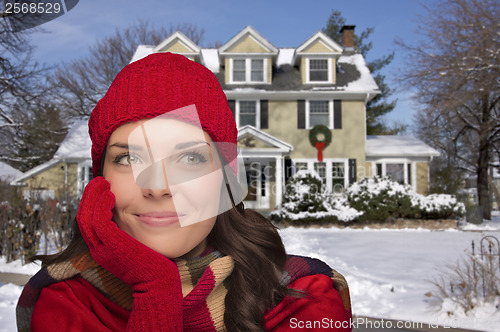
{"left": 348, "top": 159, "right": 357, "bottom": 184}
{"left": 297, "top": 100, "right": 305, "bottom": 129}
{"left": 260, "top": 100, "right": 268, "bottom": 129}
{"left": 228, "top": 100, "right": 236, "bottom": 119}
{"left": 334, "top": 100, "right": 342, "bottom": 129}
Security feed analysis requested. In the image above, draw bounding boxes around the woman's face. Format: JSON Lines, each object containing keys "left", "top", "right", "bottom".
{"left": 102, "top": 118, "right": 222, "bottom": 259}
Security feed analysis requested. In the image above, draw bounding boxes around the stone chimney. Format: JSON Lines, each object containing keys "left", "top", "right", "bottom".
{"left": 340, "top": 25, "right": 356, "bottom": 52}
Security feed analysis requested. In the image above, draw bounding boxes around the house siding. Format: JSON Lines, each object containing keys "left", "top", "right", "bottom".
{"left": 416, "top": 162, "right": 429, "bottom": 195}
{"left": 228, "top": 35, "right": 268, "bottom": 53}
{"left": 23, "top": 162, "right": 79, "bottom": 200}
{"left": 159, "top": 41, "right": 192, "bottom": 53}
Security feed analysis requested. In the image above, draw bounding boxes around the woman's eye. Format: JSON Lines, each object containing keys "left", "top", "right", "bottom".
{"left": 115, "top": 153, "right": 142, "bottom": 165}
{"left": 180, "top": 152, "right": 207, "bottom": 165}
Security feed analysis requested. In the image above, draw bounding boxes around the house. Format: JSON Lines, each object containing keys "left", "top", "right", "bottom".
{"left": 13, "top": 25, "right": 439, "bottom": 212}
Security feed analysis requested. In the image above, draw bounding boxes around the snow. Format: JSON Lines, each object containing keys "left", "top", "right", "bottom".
{"left": 277, "top": 48, "right": 295, "bottom": 66}
{"left": 2, "top": 215, "right": 499, "bottom": 331}
{"left": 338, "top": 54, "right": 379, "bottom": 91}
{"left": 129, "top": 45, "right": 154, "bottom": 63}
{"left": 53, "top": 119, "right": 91, "bottom": 159}
{"left": 0, "top": 162, "right": 22, "bottom": 181}
{"left": 200, "top": 49, "right": 220, "bottom": 73}
{"left": 366, "top": 135, "right": 440, "bottom": 158}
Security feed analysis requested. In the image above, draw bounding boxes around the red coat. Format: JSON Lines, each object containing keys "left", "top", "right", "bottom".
{"left": 31, "top": 273, "right": 351, "bottom": 331}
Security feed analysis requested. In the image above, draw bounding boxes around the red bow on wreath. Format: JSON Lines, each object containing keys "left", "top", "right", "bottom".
{"left": 315, "top": 141, "right": 326, "bottom": 162}
{"left": 309, "top": 125, "right": 332, "bottom": 162}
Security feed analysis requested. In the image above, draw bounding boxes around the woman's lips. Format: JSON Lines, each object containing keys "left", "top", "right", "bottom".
{"left": 136, "top": 211, "right": 182, "bottom": 227}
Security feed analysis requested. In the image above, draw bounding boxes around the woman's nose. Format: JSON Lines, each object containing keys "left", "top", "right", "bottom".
{"left": 136, "top": 161, "right": 172, "bottom": 198}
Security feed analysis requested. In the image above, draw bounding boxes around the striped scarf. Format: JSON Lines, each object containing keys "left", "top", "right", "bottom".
{"left": 16, "top": 250, "right": 350, "bottom": 331}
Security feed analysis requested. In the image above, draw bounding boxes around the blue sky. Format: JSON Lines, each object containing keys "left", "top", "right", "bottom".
{"left": 26, "top": 0, "right": 431, "bottom": 128}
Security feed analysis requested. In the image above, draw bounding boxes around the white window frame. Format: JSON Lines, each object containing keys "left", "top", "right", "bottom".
{"left": 371, "top": 159, "right": 417, "bottom": 191}
{"left": 305, "top": 100, "right": 333, "bottom": 129}
{"left": 230, "top": 57, "right": 267, "bottom": 84}
{"left": 235, "top": 100, "right": 261, "bottom": 129}
{"left": 306, "top": 57, "right": 332, "bottom": 83}
{"left": 77, "top": 160, "right": 93, "bottom": 197}
{"left": 293, "top": 159, "right": 348, "bottom": 193}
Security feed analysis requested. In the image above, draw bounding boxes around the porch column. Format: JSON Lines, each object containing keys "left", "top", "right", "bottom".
{"left": 275, "top": 156, "right": 283, "bottom": 207}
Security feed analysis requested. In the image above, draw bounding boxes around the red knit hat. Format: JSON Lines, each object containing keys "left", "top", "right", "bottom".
{"left": 88, "top": 52, "right": 237, "bottom": 177}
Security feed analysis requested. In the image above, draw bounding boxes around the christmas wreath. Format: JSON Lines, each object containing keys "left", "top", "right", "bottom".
{"left": 309, "top": 125, "right": 331, "bottom": 162}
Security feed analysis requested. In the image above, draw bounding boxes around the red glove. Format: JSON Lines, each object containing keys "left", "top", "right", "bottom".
{"left": 77, "top": 177, "right": 183, "bottom": 331}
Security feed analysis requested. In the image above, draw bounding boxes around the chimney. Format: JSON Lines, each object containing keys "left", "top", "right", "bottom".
{"left": 340, "top": 25, "right": 356, "bottom": 51}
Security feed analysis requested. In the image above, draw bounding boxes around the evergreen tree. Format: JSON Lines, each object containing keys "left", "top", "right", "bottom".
{"left": 323, "top": 10, "right": 403, "bottom": 135}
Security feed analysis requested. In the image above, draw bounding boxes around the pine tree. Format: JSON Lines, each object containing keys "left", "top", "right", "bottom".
{"left": 323, "top": 10, "right": 403, "bottom": 135}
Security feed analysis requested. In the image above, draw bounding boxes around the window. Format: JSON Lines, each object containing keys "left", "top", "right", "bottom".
{"left": 251, "top": 59, "right": 264, "bottom": 81}
{"left": 294, "top": 160, "right": 348, "bottom": 193}
{"left": 373, "top": 161, "right": 414, "bottom": 187}
{"left": 233, "top": 59, "right": 246, "bottom": 82}
{"left": 78, "top": 163, "right": 93, "bottom": 197}
{"left": 306, "top": 100, "right": 332, "bottom": 129}
{"left": 309, "top": 101, "right": 329, "bottom": 127}
{"left": 309, "top": 59, "right": 329, "bottom": 82}
{"left": 295, "top": 162, "right": 308, "bottom": 172}
{"left": 239, "top": 101, "right": 257, "bottom": 127}
{"left": 386, "top": 163, "right": 405, "bottom": 184}
{"left": 231, "top": 58, "right": 265, "bottom": 83}
{"left": 331, "top": 162, "right": 345, "bottom": 191}
{"left": 314, "top": 162, "right": 327, "bottom": 185}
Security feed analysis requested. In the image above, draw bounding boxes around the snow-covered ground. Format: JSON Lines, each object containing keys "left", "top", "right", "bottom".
{"left": 1, "top": 213, "right": 500, "bottom": 331}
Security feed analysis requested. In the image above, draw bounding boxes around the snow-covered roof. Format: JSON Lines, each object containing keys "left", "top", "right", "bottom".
{"left": 200, "top": 49, "right": 220, "bottom": 73}
{"left": 130, "top": 45, "right": 154, "bottom": 63}
{"left": 11, "top": 158, "right": 61, "bottom": 185}
{"left": 276, "top": 48, "right": 295, "bottom": 67}
{"left": 366, "top": 136, "right": 440, "bottom": 158}
{"left": 338, "top": 54, "right": 378, "bottom": 91}
{"left": 53, "top": 119, "right": 92, "bottom": 160}
{"left": 0, "top": 161, "right": 22, "bottom": 181}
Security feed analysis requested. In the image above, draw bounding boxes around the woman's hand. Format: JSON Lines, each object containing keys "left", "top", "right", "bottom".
{"left": 77, "top": 176, "right": 182, "bottom": 331}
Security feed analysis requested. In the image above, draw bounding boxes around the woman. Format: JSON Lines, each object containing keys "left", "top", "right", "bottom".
{"left": 17, "top": 52, "right": 352, "bottom": 331}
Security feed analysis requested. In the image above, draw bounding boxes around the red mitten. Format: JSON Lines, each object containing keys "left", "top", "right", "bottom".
{"left": 77, "top": 177, "right": 183, "bottom": 331}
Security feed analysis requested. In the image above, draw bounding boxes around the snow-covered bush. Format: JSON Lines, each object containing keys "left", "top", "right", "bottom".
{"left": 270, "top": 170, "right": 362, "bottom": 224}
{"left": 272, "top": 174, "right": 465, "bottom": 225}
{"left": 346, "top": 177, "right": 465, "bottom": 222}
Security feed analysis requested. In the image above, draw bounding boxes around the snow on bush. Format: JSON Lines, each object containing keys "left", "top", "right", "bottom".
{"left": 270, "top": 170, "right": 362, "bottom": 224}
{"left": 271, "top": 173, "right": 465, "bottom": 224}
{"left": 347, "top": 177, "right": 465, "bottom": 221}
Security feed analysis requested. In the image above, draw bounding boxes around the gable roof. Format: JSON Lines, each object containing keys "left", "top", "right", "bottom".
{"left": 153, "top": 31, "right": 200, "bottom": 54}
{"left": 366, "top": 136, "right": 440, "bottom": 158}
{"left": 219, "top": 26, "right": 278, "bottom": 54}
{"left": 296, "top": 31, "right": 343, "bottom": 55}
{"left": 238, "top": 125, "right": 293, "bottom": 153}
{"left": 54, "top": 119, "right": 92, "bottom": 160}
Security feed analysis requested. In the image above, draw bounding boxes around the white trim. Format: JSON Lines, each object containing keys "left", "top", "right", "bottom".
{"left": 224, "top": 90, "right": 379, "bottom": 102}
{"left": 238, "top": 125, "right": 293, "bottom": 152}
{"left": 153, "top": 31, "right": 200, "bottom": 53}
{"left": 296, "top": 31, "right": 343, "bottom": 55}
{"left": 229, "top": 57, "right": 268, "bottom": 84}
{"left": 305, "top": 57, "right": 333, "bottom": 84}
{"left": 219, "top": 26, "right": 278, "bottom": 54}
{"left": 305, "top": 99, "right": 334, "bottom": 129}
{"left": 236, "top": 100, "right": 260, "bottom": 129}
{"left": 293, "top": 158, "right": 349, "bottom": 193}
{"left": 370, "top": 159, "right": 417, "bottom": 191}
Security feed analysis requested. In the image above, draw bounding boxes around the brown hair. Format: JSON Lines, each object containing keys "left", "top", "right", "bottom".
{"left": 36, "top": 202, "right": 293, "bottom": 331}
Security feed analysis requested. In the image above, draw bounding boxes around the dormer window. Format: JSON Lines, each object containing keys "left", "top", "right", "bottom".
{"left": 309, "top": 59, "right": 328, "bottom": 81}
{"left": 307, "top": 58, "right": 331, "bottom": 83}
{"left": 230, "top": 58, "right": 266, "bottom": 83}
